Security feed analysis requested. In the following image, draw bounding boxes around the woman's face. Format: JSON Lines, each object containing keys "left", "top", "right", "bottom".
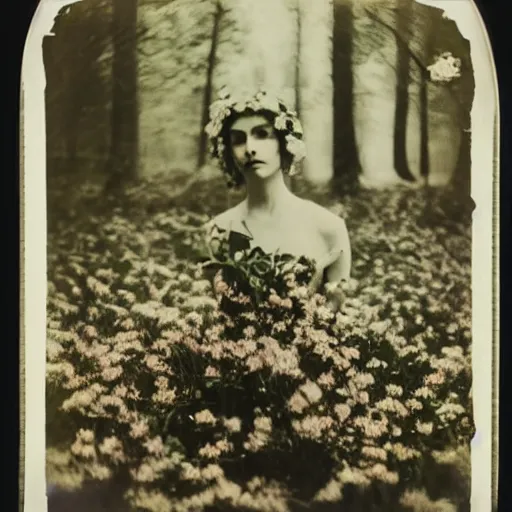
{"left": 229, "top": 115, "right": 282, "bottom": 181}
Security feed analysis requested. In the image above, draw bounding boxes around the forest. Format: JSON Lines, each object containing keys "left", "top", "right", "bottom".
{"left": 44, "top": 1, "right": 476, "bottom": 511}
{"left": 43, "top": 0, "right": 474, "bottom": 194}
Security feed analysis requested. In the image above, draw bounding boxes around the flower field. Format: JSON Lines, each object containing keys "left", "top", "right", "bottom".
{"left": 46, "top": 174, "right": 475, "bottom": 511}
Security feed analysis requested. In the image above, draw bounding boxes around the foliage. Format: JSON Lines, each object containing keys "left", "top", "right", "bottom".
{"left": 46, "top": 176, "right": 473, "bottom": 511}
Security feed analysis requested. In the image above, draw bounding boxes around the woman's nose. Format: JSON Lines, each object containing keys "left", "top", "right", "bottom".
{"left": 245, "top": 136, "right": 257, "bottom": 157}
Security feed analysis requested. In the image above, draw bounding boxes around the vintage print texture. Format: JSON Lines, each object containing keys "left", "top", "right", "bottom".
{"left": 26, "top": 0, "right": 496, "bottom": 511}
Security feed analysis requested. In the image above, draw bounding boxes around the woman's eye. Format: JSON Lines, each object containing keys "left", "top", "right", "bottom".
{"left": 230, "top": 133, "right": 246, "bottom": 145}
{"left": 254, "top": 128, "right": 272, "bottom": 139}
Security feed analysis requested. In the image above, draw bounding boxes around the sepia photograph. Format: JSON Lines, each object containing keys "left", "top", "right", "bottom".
{"left": 21, "top": 0, "right": 498, "bottom": 510}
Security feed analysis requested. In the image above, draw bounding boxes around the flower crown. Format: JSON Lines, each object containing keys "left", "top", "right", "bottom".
{"left": 204, "top": 89, "right": 307, "bottom": 185}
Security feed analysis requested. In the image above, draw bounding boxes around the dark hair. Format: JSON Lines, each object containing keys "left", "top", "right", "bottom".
{"left": 219, "top": 109, "right": 295, "bottom": 188}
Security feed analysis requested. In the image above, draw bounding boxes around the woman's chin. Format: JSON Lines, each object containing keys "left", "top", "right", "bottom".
{"left": 246, "top": 167, "right": 280, "bottom": 180}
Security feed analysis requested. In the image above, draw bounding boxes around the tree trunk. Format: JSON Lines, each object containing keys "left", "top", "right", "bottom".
{"left": 297, "top": 0, "right": 334, "bottom": 185}
{"left": 106, "top": 0, "right": 139, "bottom": 191}
{"left": 197, "top": 1, "right": 223, "bottom": 170}
{"left": 332, "top": 0, "right": 360, "bottom": 190}
{"left": 419, "top": 69, "right": 429, "bottom": 181}
{"left": 352, "top": 1, "right": 403, "bottom": 188}
{"left": 393, "top": 0, "right": 415, "bottom": 182}
{"left": 44, "top": 1, "right": 113, "bottom": 176}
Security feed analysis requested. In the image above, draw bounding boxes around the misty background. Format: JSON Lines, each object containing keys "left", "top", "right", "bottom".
{"left": 43, "top": 3, "right": 477, "bottom": 510}
{"left": 43, "top": 0, "right": 474, "bottom": 205}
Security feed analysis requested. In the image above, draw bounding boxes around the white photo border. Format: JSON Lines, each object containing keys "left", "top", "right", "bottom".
{"left": 21, "top": 0, "right": 499, "bottom": 510}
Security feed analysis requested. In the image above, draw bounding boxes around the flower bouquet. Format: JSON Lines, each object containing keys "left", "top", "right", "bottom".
{"left": 46, "top": 213, "right": 474, "bottom": 511}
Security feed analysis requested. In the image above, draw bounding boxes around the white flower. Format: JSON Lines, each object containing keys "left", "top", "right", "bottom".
{"left": 257, "top": 93, "right": 280, "bottom": 113}
{"left": 292, "top": 118, "right": 303, "bottom": 135}
{"left": 218, "top": 87, "right": 230, "bottom": 99}
{"left": 195, "top": 409, "right": 217, "bottom": 425}
{"left": 205, "top": 120, "right": 222, "bottom": 138}
{"left": 285, "top": 135, "right": 307, "bottom": 161}
{"left": 275, "top": 113, "right": 292, "bottom": 131}
{"left": 427, "top": 52, "right": 462, "bottom": 83}
{"left": 233, "top": 101, "right": 247, "bottom": 113}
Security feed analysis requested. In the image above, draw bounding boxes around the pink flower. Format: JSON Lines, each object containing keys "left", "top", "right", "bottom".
{"left": 376, "top": 398, "right": 409, "bottom": 418}
{"left": 385, "top": 384, "right": 403, "bottom": 397}
{"left": 120, "top": 317, "right": 136, "bottom": 330}
{"left": 201, "top": 464, "right": 224, "bottom": 481}
{"left": 268, "top": 294, "right": 282, "bottom": 307}
{"left": 83, "top": 325, "right": 98, "bottom": 339}
{"left": 98, "top": 436, "right": 125, "bottom": 463}
{"left": 317, "top": 372, "right": 335, "bottom": 389}
{"left": 341, "top": 347, "right": 361, "bottom": 360}
{"left": 354, "top": 416, "right": 389, "bottom": 438}
{"left": 288, "top": 392, "right": 309, "bottom": 414}
{"left": 132, "top": 463, "right": 157, "bottom": 482}
{"left": 414, "top": 387, "right": 435, "bottom": 399}
{"left": 71, "top": 442, "right": 96, "bottom": 459}
{"left": 299, "top": 381, "right": 323, "bottom": 404}
{"left": 281, "top": 298, "right": 293, "bottom": 309}
{"left": 215, "top": 438, "right": 233, "bottom": 453}
{"left": 205, "top": 366, "right": 220, "bottom": 378}
{"left": 246, "top": 355, "right": 264, "bottom": 372}
{"left": 213, "top": 272, "right": 229, "bottom": 295}
{"left": 144, "top": 354, "right": 169, "bottom": 373}
{"left": 272, "top": 321, "right": 288, "bottom": 334}
{"left": 315, "top": 479, "right": 343, "bottom": 503}
{"left": 244, "top": 431, "right": 269, "bottom": 452}
{"left": 199, "top": 443, "right": 222, "bottom": 459}
{"left": 243, "top": 326, "right": 257, "bottom": 338}
{"left": 424, "top": 370, "right": 446, "bottom": 386}
{"left": 101, "top": 366, "right": 123, "bottom": 382}
{"left": 254, "top": 416, "right": 272, "bottom": 434}
{"left": 352, "top": 373, "right": 375, "bottom": 389}
{"left": 405, "top": 399, "right": 423, "bottom": 412}
{"left": 77, "top": 429, "right": 95, "bottom": 444}
{"left": 361, "top": 446, "right": 388, "bottom": 462}
{"left": 181, "top": 462, "right": 202, "bottom": 481}
{"left": 334, "top": 403, "right": 351, "bottom": 423}
{"left": 152, "top": 377, "right": 177, "bottom": 405}
{"left": 364, "top": 464, "right": 399, "bottom": 484}
{"left": 144, "top": 436, "right": 165, "bottom": 456}
{"left": 292, "top": 415, "right": 334, "bottom": 440}
{"left": 391, "top": 426, "right": 402, "bottom": 437}
{"left": 195, "top": 409, "right": 217, "bottom": 425}
{"left": 223, "top": 417, "right": 242, "bottom": 433}
{"left": 130, "top": 421, "right": 150, "bottom": 439}
{"left": 356, "top": 391, "right": 370, "bottom": 405}
{"left": 385, "top": 442, "right": 421, "bottom": 461}
{"left": 113, "top": 384, "right": 128, "bottom": 398}
{"left": 416, "top": 421, "right": 434, "bottom": 435}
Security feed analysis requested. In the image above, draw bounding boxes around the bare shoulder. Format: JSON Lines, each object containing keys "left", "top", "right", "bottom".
{"left": 302, "top": 199, "right": 347, "bottom": 231}
{"left": 301, "top": 199, "right": 349, "bottom": 248}
{"left": 207, "top": 202, "right": 245, "bottom": 232}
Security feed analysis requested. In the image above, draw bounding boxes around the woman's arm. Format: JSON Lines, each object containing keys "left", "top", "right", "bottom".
{"left": 323, "top": 217, "right": 351, "bottom": 311}
{"left": 325, "top": 217, "right": 351, "bottom": 283}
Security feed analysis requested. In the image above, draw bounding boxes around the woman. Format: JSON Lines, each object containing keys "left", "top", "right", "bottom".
{"left": 204, "top": 89, "right": 351, "bottom": 311}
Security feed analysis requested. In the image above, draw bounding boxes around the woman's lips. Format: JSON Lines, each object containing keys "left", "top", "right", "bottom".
{"left": 245, "top": 160, "right": 265, "bottom": 169}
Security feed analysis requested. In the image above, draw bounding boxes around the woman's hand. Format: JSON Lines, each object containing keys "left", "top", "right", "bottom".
{"left": 324, "top": 281, "right": 346, "bottom": 312}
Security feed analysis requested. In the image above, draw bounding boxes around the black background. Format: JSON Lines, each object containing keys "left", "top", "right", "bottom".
{"left": 9, "top": 0, "right": 510, "bottom": 510}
